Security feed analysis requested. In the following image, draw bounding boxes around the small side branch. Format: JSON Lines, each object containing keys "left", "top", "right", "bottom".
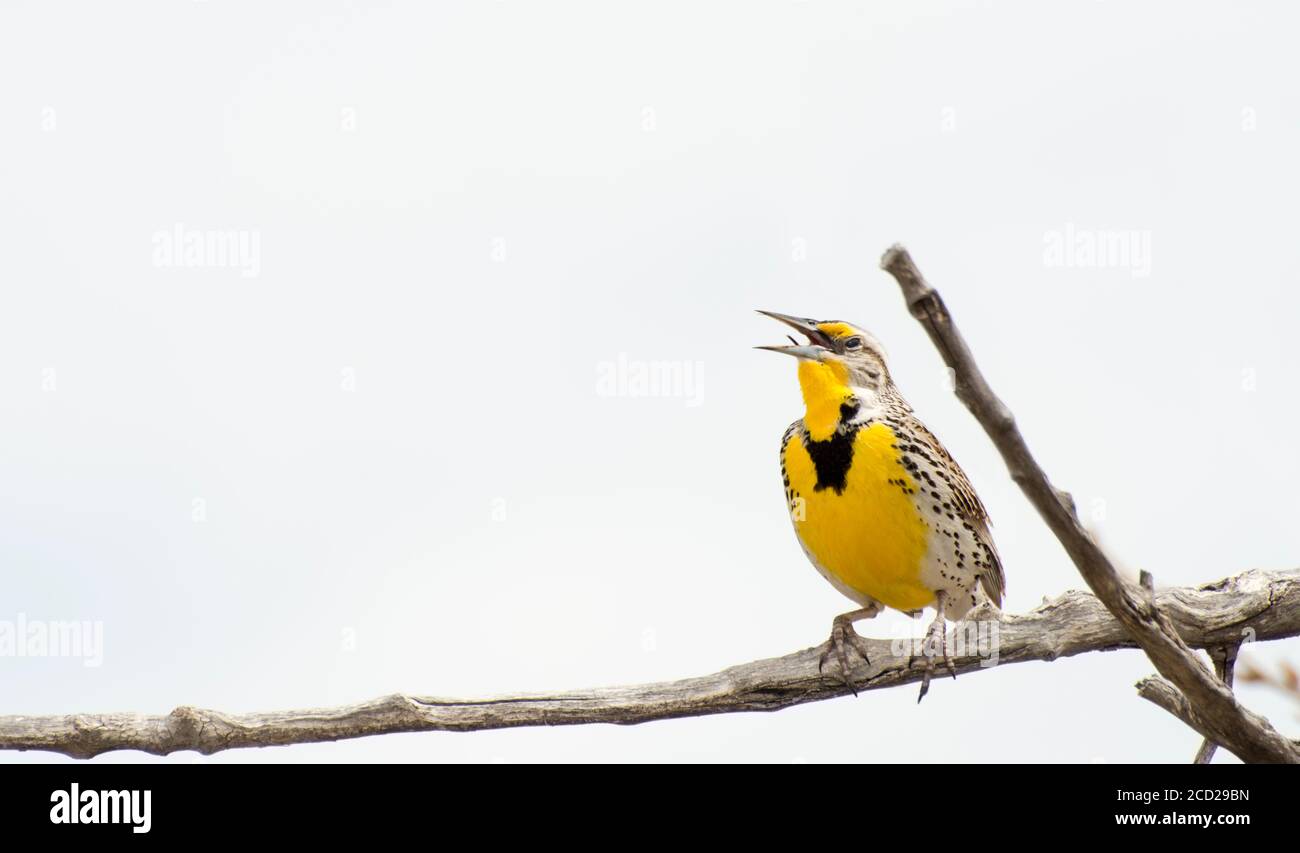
{"left": 881, "top": 245, "right": 1300, "bottom": 763}
{"left": 1138, "top": 673, "right": 1300, "bottom": 756}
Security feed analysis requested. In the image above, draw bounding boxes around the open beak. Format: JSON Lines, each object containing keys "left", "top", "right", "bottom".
{"left": 755, "top": 310, "right": 832, "bottom": 359}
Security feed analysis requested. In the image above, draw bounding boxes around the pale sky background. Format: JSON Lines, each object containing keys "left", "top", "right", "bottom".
{"left": 2, "top": 1, "right": 1298, "bottom": 763}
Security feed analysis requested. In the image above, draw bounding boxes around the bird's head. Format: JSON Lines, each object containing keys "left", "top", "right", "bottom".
{"left": 756, "top": 311, "right": 893, "bottom": 439}
{"left": 756, "top": 310, "right": 891, "bottom": 393}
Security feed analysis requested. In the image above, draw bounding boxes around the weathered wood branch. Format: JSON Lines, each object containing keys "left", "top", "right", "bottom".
{"left": 880, "top": 244, "right": 1300, "bottom": 763}
{"left": 1138, "top": 674, "right": 1300, "bottom": 755}
{"left": 0, "top": 569, "right": 1295, "bottom": 758}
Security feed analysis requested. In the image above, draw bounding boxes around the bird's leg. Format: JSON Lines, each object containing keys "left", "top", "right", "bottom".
{"left": 818, "top": 603, "right": 882, "bottom": 696}
{"left": 914, "top": 591, "right": 956, "bottom": 703}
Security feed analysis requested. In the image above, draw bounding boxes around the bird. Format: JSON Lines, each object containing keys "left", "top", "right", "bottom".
{"left": 756, "top": 310, "right": 1004, "bottom": 701}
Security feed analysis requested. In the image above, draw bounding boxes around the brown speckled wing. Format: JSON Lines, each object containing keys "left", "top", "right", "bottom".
{"left": 903, "top": 413, "right": 1006, "bottom": 607}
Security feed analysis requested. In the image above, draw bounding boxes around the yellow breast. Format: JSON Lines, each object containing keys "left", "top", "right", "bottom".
{"left": 783, "top": 422, "right": 934, "bottom": 612}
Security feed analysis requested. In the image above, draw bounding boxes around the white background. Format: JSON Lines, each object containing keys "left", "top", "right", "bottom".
{"left": 2, "top": 1, "right": 1297, "bottom": 763}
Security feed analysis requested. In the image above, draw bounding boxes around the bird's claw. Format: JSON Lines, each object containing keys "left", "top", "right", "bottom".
{"left": 819, "top": 617, "right": 873, "bottom": 696}
{"left": 912, "top": 612, "right": 956, "bottom": 703}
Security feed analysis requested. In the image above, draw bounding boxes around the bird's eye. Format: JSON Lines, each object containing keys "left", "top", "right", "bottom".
{"left": 844, "top": 337, "right": 862, "bottom": 350}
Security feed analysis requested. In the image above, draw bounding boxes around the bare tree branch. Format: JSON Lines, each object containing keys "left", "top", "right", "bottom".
{"left": 880, "top": 244, "right": 1300, "bottom": 764}
{"left": 0, "top": 569, "right": 1295, "bottom": 759}
{"left": 1138, "top": 673, "right": 1300, "bottom": 756}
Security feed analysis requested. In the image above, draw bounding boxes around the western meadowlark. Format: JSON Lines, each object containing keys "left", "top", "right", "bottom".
{"left": 757, "top": 310, "right": 1005, "bottom": 700}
